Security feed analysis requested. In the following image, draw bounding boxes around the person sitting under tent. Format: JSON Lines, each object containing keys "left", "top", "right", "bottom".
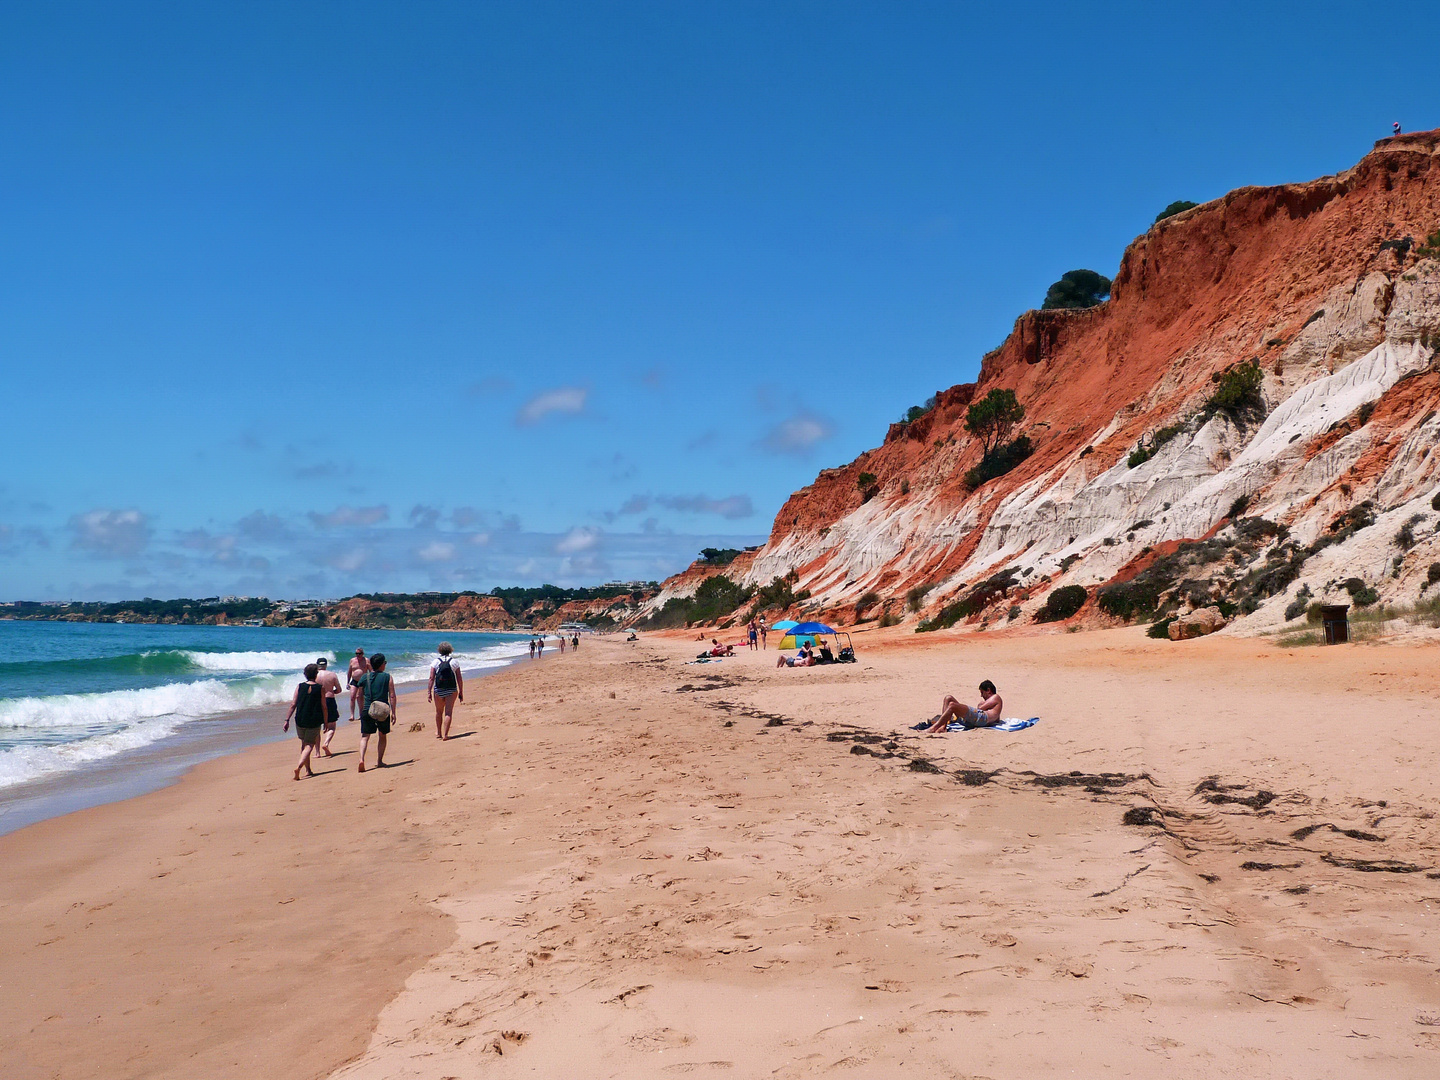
{"left": 816, "top": 641, "right": 836, "bottom": 663}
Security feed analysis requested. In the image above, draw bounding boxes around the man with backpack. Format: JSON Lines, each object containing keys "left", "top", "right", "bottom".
{"left": 427, "top": 641, "right": 464, "bottom": 740}
{"left": 357, "top": 653, "right": 397, "bottom": 772}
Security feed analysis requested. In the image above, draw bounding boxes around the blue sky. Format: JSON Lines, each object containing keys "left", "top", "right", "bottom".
{"left": 1, "top": 0, "right": 1435, "bottom": 600}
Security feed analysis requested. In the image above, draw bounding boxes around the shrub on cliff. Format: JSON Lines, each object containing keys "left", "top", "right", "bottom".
{"left": 1035, "top": 585, "right": 1087, "bottom": 623}
{"left": 748, "top": 575, "right": 810, "bottom": 617}
{"left": 916, "top": 569, "right": 1019, "bottom": 632}
{"left": 698, "top": 547, "right": 741, "bottom": 566}
{"left": 1343, "top": 577, "right": 1379, "bottom": 607}
{"left": 1205, "top": 360, "right": 1265, "bottom": 420}
{"left": 644, "top": 574, "right": 752, "bottom": 628}
{"left": 902, "top": 394, "right": 939, "bottom": 423}
{"left": 964, "top": 436, "right": 1034, "bottom": 488}
{"left": 1041, "top": 269, "right": 1111, "bottom": 310}
{"left": 906, "top": 583, "right": 935, "bottom": 612}
{"left": 963, "top": 389, "right": 1032, "bottom": 487}
{"left": 1154, "top": 200, "right": 1198, "bottom": 224}
{"left": 1127, "top": 421, "right": 1187, "bottom": 468}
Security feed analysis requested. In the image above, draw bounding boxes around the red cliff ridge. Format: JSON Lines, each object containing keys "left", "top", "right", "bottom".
{"left": 644, "top": 131, "right": 1440, "bottom": 639}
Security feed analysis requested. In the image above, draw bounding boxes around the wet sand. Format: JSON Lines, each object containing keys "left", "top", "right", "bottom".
{"left": 4, "top": 629, "right": 1440, "bottom": 1078}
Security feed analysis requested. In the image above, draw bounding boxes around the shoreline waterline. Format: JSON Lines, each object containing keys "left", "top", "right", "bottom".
{"left": 0, "top": 623, "right": 534, "bottom": 836}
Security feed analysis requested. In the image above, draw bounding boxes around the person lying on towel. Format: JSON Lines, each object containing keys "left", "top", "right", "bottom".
{"left": 927, "top": 680, "right": 1002, "bottom": 733}
{"left": 709, "top": 638, "right": 733, "bottom": 657}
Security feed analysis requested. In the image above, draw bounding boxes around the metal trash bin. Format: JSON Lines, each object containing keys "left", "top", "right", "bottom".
{"left": 1321, "top": 604, "right": 1349, "bottom": 645}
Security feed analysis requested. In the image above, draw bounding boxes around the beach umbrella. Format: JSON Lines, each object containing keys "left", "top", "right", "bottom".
{"left": 790, "top": 621, "right": 835, "bottom": 635}
{"left": 777, "top": 633, "right": 817, "bottom": 650}
{"left": 770, "top": 620, "right": 799, "bottom": 631}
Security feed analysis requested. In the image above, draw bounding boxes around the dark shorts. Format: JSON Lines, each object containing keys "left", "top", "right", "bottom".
{"left": 296, "top": 725, "right": 321, "bottom": 746}
{"left": 360, "top": 717, "right": 391, "bottom": 736}
{"left": 325, "top": 698, "right": 339, "bottom": 725}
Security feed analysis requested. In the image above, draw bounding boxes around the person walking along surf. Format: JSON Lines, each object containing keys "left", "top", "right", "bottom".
{"left": 357, "top": 654, "right": 396, "bottom": 773}
{"left": 346, "top": 648, "right": 371, "bottom": 722}
{"left": 315, "top": 656, "right": 343, "bottom": 756}
{"left": 427, "top": 642, "right": 463, "bottom": 741}
{"left": 282, "top": 663, "right": 326, "bottom": 781}
{"left": 528, "top": 638, "right": 536, "bottom": 659}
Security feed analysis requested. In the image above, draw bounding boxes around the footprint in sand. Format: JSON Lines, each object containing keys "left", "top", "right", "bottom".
{"left": 629, "top": 1027, "right": 696, "bottom": 1051}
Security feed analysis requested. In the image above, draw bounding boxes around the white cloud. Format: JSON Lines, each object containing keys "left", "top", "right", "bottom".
{"left": 308, "top": 505, "right": 390, "bottom": 529}
{"left": 656, "top": 494, "right": 754, "bottom": 520}
{"left": 68, "top": 509, "right": 153, "bottom": 558}
{"left": 325, "top": 548, "right": 369, "bottom": 572}
{"left": 516, "top": 386, "right": 589, "bottom": 425}
{"left": 416, "top": 541, "right": 456, "bottom": 563}
{"left": 759, "top": 413, "right": 833, "bottom": 456}
{"left": 554, "top": 526, "right": 600, "bottom": 554}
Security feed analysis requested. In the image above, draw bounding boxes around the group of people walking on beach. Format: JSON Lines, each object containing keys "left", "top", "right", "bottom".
{"left": 281, "top": 643, "right": 464, "bottom": 781}
{"left": 527, "top": 633, "right": 579, "bottom": 659}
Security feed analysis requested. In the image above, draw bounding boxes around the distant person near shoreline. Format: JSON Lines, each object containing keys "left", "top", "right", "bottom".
{"left": 282, "top": 662, "right": 325, "bottom": 781}
{"left": 528, "top": 638, "right": 536, "bottom": 659}
{"left": 314, "top": 656, "right": 342, "bottom": 757}
{"left": 346, "top": 648, "right": 371, "bottom": 722}
{"left": 427, "top": 642, "right": 463, "bottom": 741}
{"left": 357, "top": 654, "right": 396, "bottom": 773}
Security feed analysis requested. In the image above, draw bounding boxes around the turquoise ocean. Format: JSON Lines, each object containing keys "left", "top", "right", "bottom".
{"left": 0, "top": 621, "right": 527, "bottom": 823}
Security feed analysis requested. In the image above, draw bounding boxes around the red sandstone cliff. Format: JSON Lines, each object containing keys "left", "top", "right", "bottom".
{"left": 646, "top": 131, "right": 1440, "bottom": 635}
{"left": 317, "top": 594, "right": 515, "bottom": 630}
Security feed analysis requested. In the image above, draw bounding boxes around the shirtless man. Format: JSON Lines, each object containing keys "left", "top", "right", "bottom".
{"left": 346, "top": 648, "right": 370, "bottom": 722}
{"left": 927, "top": 679, "right": 1002, "bottom": 734}
{"left": 315, "top": 656, "right": 343, "bottom": 756}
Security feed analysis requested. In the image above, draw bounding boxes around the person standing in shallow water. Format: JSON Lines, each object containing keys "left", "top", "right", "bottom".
{"left": 427, "top": 642, "right": 463, "bottom": 741}
{"left": 315, "top": 656, "right": 343, "bottom": 757}
{"left": 283, "top": 663, "right": 325, "bottom": 781}
{"left": 357, "top": 654, "right": 397, "bottom": 773}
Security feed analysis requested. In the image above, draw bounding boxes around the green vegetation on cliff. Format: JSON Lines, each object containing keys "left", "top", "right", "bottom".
{"left": 1040, "top": 268, "right": 1111, "bottom": 310}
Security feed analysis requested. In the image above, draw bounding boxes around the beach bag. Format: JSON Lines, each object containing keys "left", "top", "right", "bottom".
{"left": 434, "top": 657, "right": 456, "bottom": 692}
{"left": 364, "top": 671, "right": 392, "bottom": 720}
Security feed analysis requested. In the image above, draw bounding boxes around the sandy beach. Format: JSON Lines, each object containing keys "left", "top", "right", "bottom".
{"left": 5, "top": 629, "right": 1440, "bottom": 1078}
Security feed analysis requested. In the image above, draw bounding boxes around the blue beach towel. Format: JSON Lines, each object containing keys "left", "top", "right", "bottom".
{"left": 946, "top": 716, "right": 1040, "bottom": 733}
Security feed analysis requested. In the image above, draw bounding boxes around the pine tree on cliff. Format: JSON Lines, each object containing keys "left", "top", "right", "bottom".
{"left": 965, "top": 389, "right": 1025, "bottom": 456}
{"left": 1040, "top": 269, "right": 1111, "bottom": 310}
